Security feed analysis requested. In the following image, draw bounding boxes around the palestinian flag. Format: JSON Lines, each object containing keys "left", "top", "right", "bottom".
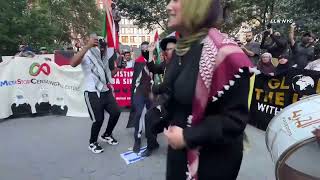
{"left": 153, "top": 31, "right": 162, "bottom": 85}
{"left": 154, "top": 31, "right": 161, "bottom": 64}
{"left": 102, "top": 0, "right": 118, "bottom": 62}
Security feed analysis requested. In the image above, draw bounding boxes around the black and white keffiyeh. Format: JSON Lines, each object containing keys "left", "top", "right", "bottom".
{"left": 86, "top": 47, "right": 114, "bottom": 96}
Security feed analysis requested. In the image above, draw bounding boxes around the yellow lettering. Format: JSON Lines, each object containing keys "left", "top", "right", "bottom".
{"left": 280, "top": 77, "right": 289, "bottom": 89}
{"left": 264, "top": 92, "right": 274, "bottom": 103}
{"left": 317, "top": 79, "right": 320, "bottom": 94}
{"left": 268, "top": 79, "right": 281, "bottom": 89}
{"left": 292, "top": 93, "right": 299, "bottom": 103}
{"left": 275, "top": 92, "right": 285, "bottom": 106}
{"left": 255, "top": 89, "right": 264, "bottom": 101}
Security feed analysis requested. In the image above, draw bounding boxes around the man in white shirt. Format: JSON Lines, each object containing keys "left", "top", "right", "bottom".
{"left": 70, "top": 36, "right": 121, "bottom": 154}
{"left": 123, "top": 50, "right": 134, "bottom": 68}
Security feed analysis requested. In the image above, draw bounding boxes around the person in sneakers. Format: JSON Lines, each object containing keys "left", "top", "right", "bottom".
{"left": 70, "top": 34, "right": 121, "bottom": 154}
{"left": 126, "top": 41, "right": 153, "bottom": 154}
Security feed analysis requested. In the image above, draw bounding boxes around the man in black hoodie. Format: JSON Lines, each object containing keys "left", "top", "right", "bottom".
{"left": 260, "top": 28, "right": 288, "bottom": 59}
{"left": 289, "top": 23, "right": 315, "bottom": 68}
{"left": 127, "top": 41, "right": 153, "bottom": 153}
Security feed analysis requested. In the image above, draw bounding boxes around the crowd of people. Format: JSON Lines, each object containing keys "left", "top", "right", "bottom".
{"left": 68, "top": 0, "right": 254, "bottom": 179}
{"left": 240, "top": 23, "right": 319, "bottom": 75}
{"left": 3, "top": 0, "right": 319, "bottom": 179}
{"left": 68, "top": 0, "right": 320, "bottom": 179}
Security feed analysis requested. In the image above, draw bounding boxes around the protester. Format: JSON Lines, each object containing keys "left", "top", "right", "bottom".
{"left": 140, "top": 36, "right": 177, "bottom": 157}
{"left": 123, "top": 49, "right": 134, "bottom": 68}
{"left": 160, "top": 0, "right": 252, "bottom": 179}
{"left": 39, "top": 47, "right": 48, "bottom": 54}
{"left": 289, "top": 23, "right": 315, "bottom": 68}
{"left": 257, "top": 52, "right": 275, "bottom": 75}
{"left": 127, "top": 41, "right": 153, "bottom": 153}
{"left": 275, "top": 54, "right": 292, "bottom": 75}
{"left": 161, "top": 36, "right": 177, "bottom": 62}
{"left": 15, "top": 44, "right": 36, "bottom": 58}
{"left": 260, "top": 28, "right": 288, "bottom": 59}
{"left": 70, "top": 35, "right": 120, "bottom": 154}
{"left": 241, "top": 31, "right": 260, "bottom": 65}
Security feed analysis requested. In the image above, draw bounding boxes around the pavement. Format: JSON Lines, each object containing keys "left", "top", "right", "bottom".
{"left": 0, "top": 113, "right": 275, "bottom": 180}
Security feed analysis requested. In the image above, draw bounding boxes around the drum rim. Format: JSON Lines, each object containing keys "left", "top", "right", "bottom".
{"left": 265, "top": 94, "right": 320, "bottom": 152}
{"left": 275, "top": 137, "right": 319, "bottom": 180}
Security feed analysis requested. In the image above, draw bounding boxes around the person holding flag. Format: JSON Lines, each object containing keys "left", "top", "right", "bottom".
{"left": 69, "top": 0, "right": 121, "bottom": 154}
{"left": 127, "top": 41, "right": 153, "bottom": 154}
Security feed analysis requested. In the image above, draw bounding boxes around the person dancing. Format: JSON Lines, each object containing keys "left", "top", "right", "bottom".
{"left": 160, "top": 0, "right": 252, "bottom": 179}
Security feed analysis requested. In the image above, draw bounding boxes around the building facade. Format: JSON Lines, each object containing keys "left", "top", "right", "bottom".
{"left": 119, "top": 19, "right": 159, "bottom": 48}
{"left": 96, "top": 1, "right": 161, "bottom": 48}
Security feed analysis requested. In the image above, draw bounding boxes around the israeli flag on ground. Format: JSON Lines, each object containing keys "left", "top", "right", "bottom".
{"left": 120, "top": 146, "right": 147, "bottom": 165}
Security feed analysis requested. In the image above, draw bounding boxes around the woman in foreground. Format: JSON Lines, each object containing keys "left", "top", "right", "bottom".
{"left": 160, "top": 0, "right": 253, "bottom": 179}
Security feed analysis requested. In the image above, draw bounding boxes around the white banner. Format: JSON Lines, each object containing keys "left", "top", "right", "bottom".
{"left": 0, "top": 56, "right": 89, "bottom": 119}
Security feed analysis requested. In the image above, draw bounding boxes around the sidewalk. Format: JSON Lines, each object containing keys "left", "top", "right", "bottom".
{"left": 0, "top": 114, "right": 274, "bottom": 180}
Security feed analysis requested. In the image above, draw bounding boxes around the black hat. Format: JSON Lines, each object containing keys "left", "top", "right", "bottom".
{"left": 303, "top": 32, "right": 316, "bottom": 39}
{"left": 160, "top": 36, "right": 177, "bottom": 51}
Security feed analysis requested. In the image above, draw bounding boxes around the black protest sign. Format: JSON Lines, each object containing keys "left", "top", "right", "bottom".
{"left": 249, "top": 68, "right": 320, "bottom": 130}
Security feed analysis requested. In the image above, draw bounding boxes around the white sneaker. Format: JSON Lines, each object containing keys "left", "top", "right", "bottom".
{"left": 99, "top": 135, "right": 119, "bottom": 145}
{"left": 88, "top": 142, "right": 104, "bottom": 154}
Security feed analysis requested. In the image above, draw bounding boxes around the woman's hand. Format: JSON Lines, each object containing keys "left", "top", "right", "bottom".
{"left": 164, "top": 126, "right": 186, "bottom": 150}
{"left": 312, "top": 128, "right": 320, "bottom": 142}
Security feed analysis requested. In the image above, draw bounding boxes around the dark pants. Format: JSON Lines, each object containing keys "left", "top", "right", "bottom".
{"left": 144, "top": 107, "right": 161, "bottom": 149}
{"left": 132, "top": 94, "right": 151, "bottom": 140}
{"left": 84, "top": 91, "right": 121, "bottom": 144}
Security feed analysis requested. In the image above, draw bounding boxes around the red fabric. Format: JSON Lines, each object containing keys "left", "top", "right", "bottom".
{"left": 106, "top": 8, "right": 114, "bottom": 48}
{"left": 54, "top": 50, "right": 74, "bottom": 66}
{"left": 135, "top": 55, "right": 146, "bottom": 63}
{"left": 154, "top": 31, "right": 159, "bottom": 42}
{"left": 115, "top": 31, "right": 120, "bottom": 52}
{"left": 112, "top": 68, "right": 134, "bottom": 107}
{"left": 187, "top": 28, "right": 252, "bottom": 180}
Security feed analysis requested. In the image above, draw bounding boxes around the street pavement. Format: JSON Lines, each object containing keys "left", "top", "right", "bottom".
{"left": 0, "top": 113, "right": 275, "bottom": 180}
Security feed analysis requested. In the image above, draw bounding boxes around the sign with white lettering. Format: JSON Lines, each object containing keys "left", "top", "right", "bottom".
{"left": 249, "top": 68, "right": 320, "bottom": 130}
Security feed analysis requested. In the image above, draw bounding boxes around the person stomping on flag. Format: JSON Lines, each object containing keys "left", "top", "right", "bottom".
{"left": 127, "top": 41, "right": 153, "bottom": 153}
{"left": 70, "top": 35, "right": 123, "bottom": 154}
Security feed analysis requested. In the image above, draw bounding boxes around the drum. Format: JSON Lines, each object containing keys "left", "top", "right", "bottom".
{"left": 266, "top": 94, "right": 320, "bottom": 180}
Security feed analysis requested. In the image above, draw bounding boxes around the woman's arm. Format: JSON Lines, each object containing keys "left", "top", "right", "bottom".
{"left": 147, "top": 61, "right": 166, "bottom": 74}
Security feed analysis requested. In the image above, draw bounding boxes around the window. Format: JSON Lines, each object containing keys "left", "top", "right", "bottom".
{"left": 134, "top": 36, "right": 139, "bottom": 43}
{"left": 121, "top": 36, "right": 128, "bottom": 43}
{"left": 141, "top": 36, "right": 145, "bottom": 42}
{"left": 130, "top": 36, "right": 134, "bottom": 43}
{"left": 147, "top": 36, "right": 150, "bottom": 42}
